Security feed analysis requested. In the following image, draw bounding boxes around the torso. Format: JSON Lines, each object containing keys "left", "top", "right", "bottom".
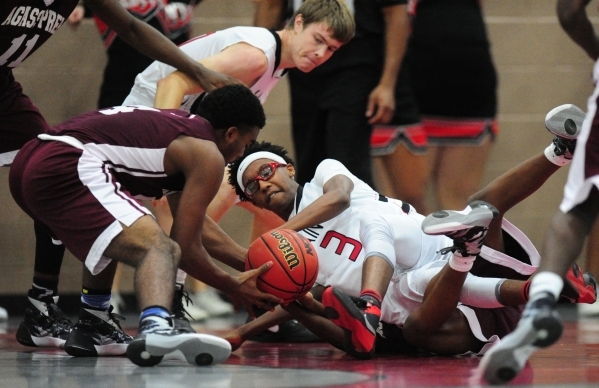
{"left": 52, "top": 105, "right": 216, "bottom": 198}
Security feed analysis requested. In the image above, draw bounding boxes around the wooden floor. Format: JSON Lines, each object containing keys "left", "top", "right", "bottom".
{"left": 1, "top": 306, "right": 598, "bottom": 388}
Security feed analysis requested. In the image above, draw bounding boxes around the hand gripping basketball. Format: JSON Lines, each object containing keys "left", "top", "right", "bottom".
{"left": 246, "top": 229, "right": 319, "bottom": 304}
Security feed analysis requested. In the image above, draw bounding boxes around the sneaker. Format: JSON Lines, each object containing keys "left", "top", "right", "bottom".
{"left": 421, "top": 200, "right": 499, "bottom": 257}
{"left": 0, "top": 306, "right": 7, "bottom": 321}
{"left": 191, "top": 288, "right": 234, "bottom": 317}
{"left": 126, "top": 319, "right": 231, "bottom": 367}
{"left": 322, "top": 287, "right": 379, "bottom": 359}
{"left": 545, "top": 104, "right": 585, "bottom": 160}
{"left": 64, "top": 305, "right": 133, "bottom": 357}
{"left": 478, "top": 293, "right": 563, "bottom": 385}
{"left": 559, "top": 263, "right": 597, "bottom": 304}
{"left": 16, "top": 294, "right": 73, "bottom": 348}
{"left": 171, "top": 285, "right": 197, "bottom": 333}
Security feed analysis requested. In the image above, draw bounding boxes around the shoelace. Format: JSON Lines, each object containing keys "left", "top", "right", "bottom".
{"left": 106, "top": 305, "right": 127, "bottom": 332}
{"left": 554, "top": 137, "right": 577, "bottom": 158}
{"left": 438, "top": 227, "right": 487, "bottom": 256}
{"left": 172, "top": 289, "right": 194, "bottom": 320}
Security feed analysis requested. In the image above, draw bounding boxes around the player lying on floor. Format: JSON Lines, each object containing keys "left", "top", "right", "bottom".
{"left": 221, "top": 104, "right": 597, "bottom": 358}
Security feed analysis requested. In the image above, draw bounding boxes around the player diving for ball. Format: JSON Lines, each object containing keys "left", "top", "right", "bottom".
{"left": 221, "top": 104, "right": 597, "bottom": 359}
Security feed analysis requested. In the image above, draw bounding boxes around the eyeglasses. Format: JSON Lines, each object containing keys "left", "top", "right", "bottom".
{"left": 244, "top": 162, "right": 287, "bottom": 197}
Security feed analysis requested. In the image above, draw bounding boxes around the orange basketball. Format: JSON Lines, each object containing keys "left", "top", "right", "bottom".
{"left": 245, "top": 229, "right": 319, "bottom": 304}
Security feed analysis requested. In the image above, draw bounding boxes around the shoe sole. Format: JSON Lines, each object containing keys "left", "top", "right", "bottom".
{"left": 127, "top": 333, "right": 231, "bottom": 367}
{"left": 16, "top": 323, "right": 66, "bottom": 348}
{"left": 545, "top": 104, "right": 585, "bottom": 140}
{"left": 64, "top": 329, "right": 129, "bottom": 357}
{"left": 422, "top": 204, "right": 498, "bottom": 235}
{"left": 322, "top": 288, "right": 374, "bottom": 358}
{"left": 480, "top": 310, "right": 562, "bottom": 385}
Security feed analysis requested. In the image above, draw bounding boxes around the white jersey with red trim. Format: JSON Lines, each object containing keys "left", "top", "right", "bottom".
{"left": 123, "top": 26, "right": 285, "bottom": 109}
{"left": 290, "top": 159, "right": 452, "bottom": 300}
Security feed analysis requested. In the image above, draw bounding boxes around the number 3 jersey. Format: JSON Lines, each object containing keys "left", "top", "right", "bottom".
{"left": 289, "top": 159, "right": 453, "bottom": 296}
{"left": 1, "top": 0, "right": 78, "bottom": 69}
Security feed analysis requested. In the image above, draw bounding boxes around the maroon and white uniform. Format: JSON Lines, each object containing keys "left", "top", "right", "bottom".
{"left": 0, "top": 0, "right": 79, "bottom": 166}
{"left": 9, "top": 105, "right": 215, "bottom": 274}
{"left": 560, "top": 59, "right": 599, "bottom": 213}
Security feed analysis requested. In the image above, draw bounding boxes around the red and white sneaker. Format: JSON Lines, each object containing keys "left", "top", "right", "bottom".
{"left": 322, "top": 287, "right": 380, "bottom": 359}
{"left": 560, "top": 263, "right": 597, "bottom": 304}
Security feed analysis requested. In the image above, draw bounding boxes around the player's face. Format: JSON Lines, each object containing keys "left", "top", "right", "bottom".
{"left": 242, "top": 158, "right": 297, "bottom": 211}
{"left": 292, "top": 19, "right": 342, "bottom": 72}
{"left": 219, "top": 126, "right": 261, "bottom": 163}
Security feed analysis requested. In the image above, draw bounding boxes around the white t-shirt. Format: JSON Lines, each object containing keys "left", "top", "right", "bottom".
{"left": 122, "top": 26, "right": 287, "bottom": 110}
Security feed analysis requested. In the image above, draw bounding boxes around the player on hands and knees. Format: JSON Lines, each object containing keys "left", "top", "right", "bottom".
{"left": 9, "top": 85, "right": 280, "bottom": 364}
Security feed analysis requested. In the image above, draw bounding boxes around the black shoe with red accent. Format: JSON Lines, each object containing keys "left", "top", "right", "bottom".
{"left": 560, "top": 263, "right": 597, "bottom": 304}
{"left": 322, "top": 287, "right": 380, "bottom": 359}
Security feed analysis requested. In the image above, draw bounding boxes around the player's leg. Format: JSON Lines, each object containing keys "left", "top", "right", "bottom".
{"left": 64, "top": 261, "right": 134, "bottom": 357}
{"left": 0, "top": 76, "right": 73, "bottom": 348}
{"left": 580, "top": 221, "right": 599, "bottom": 315}
{"left": 479, "top": 102, "right": 597, "bottom": 384}
{"left": 468, "top": 104, "right": 585, "bottom": 251}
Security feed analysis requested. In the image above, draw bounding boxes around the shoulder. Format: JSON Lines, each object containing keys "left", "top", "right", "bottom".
{"left": 314, "top": 159, "right": 354, "bottom": 183}
{"left": 165, "top": 136, "right": 224, "bottom": 176}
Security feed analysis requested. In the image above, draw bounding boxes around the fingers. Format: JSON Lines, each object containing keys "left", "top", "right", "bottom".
{"left": 254, "top": 261, "right": 274, "bottom": 275}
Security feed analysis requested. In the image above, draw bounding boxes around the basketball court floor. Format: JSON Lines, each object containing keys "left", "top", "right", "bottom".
{"left": 1, "top": 305, "right": 598, "bottom": 388}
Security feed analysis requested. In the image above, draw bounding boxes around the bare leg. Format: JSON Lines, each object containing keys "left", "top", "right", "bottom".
{"left": 362, "top": 256, "right": 393, "bottom": 300}
{"left": 103, "top": 215, "right": 180, "bottom": 310}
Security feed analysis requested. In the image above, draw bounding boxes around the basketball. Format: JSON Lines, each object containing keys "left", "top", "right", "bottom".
{"left": 245, "top": 229, "right": 319, "bottom": 304}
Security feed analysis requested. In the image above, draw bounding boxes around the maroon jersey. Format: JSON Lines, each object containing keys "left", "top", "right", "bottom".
{"left": 0, "top": 0, "right": 79, "bottom": 69}
{"left": 52, "top": 105, "right": 216, "bottom": 198}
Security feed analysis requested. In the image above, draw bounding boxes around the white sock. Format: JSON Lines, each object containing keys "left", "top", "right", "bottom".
{"left": 529, "top": 271, "right": 563, "bottom": 300}
{"left": 176, "top": 269, "right": 187, "bottom": 285}
{"left": 544, "top": 143, "right": 571, "bottom": 166}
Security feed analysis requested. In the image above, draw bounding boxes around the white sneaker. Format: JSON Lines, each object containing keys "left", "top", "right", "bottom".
{"left": 191, "top": 288, "right": 234, "bottom": 317}
{"left": 0, "top": 306, "right": 7, "bottom": 321}
{"left": 578, "top": 298, "right": 599, "bottom": 317}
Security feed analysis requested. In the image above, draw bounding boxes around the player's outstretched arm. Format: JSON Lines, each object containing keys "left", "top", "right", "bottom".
{"left": 85, "top": 0, "right": 240, "bottom": 92}
{"left": 557, "top": 0, "right": 599, "bottom": 61}
{"left": 154, "top": 44, "right": 268, "bottom": 109}
{"left": 281, "top": 174, "right": 354, "bottom": 231}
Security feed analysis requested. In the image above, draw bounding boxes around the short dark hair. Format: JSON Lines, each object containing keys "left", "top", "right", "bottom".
{"left": 195, "top": 84, "right": 266, "bottom": 132}
{"left": 228, "top": 141, "right": 294, "bottom": 202}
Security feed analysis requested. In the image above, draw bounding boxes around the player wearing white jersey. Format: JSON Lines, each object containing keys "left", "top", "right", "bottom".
{"left": 222, "top": 118, "right": 597, "bottom": 358}
{"left": 124, "top": 27, "right": 287, "bottom": 110}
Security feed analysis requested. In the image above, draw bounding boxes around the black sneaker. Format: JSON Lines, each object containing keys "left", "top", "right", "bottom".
{"left": 478, "top": 293, "right": 563, "bottom": 385}
{"left": 16, "top": 293, "right": 73, "bottom": 348}
{"left": 126, "top": 318, "right": 231, "bottom": 367}
{"left": 171, "top": 285, "right": 196, "bottom": 333}
{"left": 422, "top": 201, "right": 499, "bottom": 257}
{"left": 64, "top": 305, "right": 133, "bottom": 357}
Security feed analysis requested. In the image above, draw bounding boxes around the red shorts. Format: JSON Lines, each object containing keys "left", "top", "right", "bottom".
{"left": 0, "top": 68, "right": 51, "bottom": 166}
{"left": 9, "top": 139, "right": 151, "bottom": 274}
{"left": 371, "top": 118, "right": 498, "bottom": 156}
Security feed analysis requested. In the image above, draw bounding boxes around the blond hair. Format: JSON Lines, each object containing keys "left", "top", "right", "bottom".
{"left": 286, "top": 0, "right": 355, "bottom": 44}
